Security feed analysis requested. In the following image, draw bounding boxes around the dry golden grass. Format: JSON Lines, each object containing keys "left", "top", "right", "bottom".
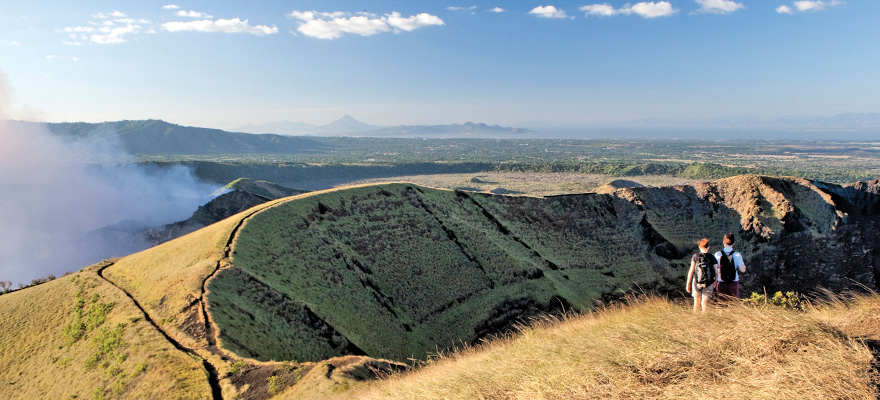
{"left": 809, "top": 291, "right": 880, "bottom": 340}
{"left": 103, "top": 197, "right": 290, "bottom": 348}
{"left": 346, "top": 296, "right": 876, "bottom": 400}
{"left": 0, "top": 266, "right": 210, "bottom": 399}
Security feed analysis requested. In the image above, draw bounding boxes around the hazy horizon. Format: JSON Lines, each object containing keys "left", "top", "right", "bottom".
{"left": 1, "top": 1, "right": 878, "bottom": 130}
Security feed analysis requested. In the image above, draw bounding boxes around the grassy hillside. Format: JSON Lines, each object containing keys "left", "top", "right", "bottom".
{"left": 4, "top": 175, "right": 877, "bottom": 399}
{"left": 343, "top": 296, "right": 878, "bottom": 399}
{"left": 207, "top": 175, "right": 877, "bottom": 364}
{"left": 209, "top": 183, "right": 669, "bottom": 363}
{"left": 0, "top": 263, "right": 211, "bottom": 399}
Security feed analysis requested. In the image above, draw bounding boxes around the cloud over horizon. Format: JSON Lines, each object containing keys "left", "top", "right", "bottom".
{"left": 289, "top": 11, "right": 444, "bottom": 39}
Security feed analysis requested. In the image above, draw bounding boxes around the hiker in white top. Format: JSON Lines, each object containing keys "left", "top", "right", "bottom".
{"left": 714, "top": 232, "right": 747, "bottom": 299}
{"left": 686, "top": 238, "right": 719, "bottom": 313}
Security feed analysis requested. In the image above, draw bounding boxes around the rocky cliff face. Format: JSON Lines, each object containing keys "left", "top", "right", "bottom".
{"left": 617, "top": 175, "right": 879, "bottom": 294}
{"left": 143, "top": 190, "right": 268, "bottom": 245}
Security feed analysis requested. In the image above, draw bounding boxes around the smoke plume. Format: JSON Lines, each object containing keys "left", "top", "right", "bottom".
{"left": 0, "top": 70, "right": 219, "bottom": 285}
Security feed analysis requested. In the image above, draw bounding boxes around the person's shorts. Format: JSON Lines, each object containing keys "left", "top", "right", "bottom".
{"left": 692, "top": 284, "right": 714, "bottom": 298}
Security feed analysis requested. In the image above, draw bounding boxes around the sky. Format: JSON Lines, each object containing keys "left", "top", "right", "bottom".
{"left": 0, "top": 0, "right": 878, "bottom": 129}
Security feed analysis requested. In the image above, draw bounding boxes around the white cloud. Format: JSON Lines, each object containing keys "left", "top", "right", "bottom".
{"left": 289, "top": 10, "right": 444, "bottom": 39}
{"left": 162, "top": 18, "right": 279, "bottom": 36}
{"left": 529, "top": 5, "right": 569, "bottom": 18}
{"left": 489, "top": 7, "right": 506, "bottom": 12}
{"left": 162, "top": 5, "right": 179, "bottom": 10}
{"left": 176, "top": 10, "right": 214, "bottom": 19}
{"left": 90, "top": 24, "right": 141, "bottom": 44}
{"left": 580, "top": 4, "right": 618, "bottom": 16}
{"left": 620, "top": 2, "right": 678, "bottom": 18}
{"left": 59, "top": 11, "right": 155, "bottom": 45}
{"left": 46, "top": 55, "right": 58, "bottom": 60}
{"left": 299, "top": 16, "right": 388, "bottom": 39}
{"left": 582, "top": 2, "right": 678, "bottom": 18}
{"left": 777, "top": 1, "right": 842, "bottom": 13}
{"left": 447, "top": 6, "right": 477, "bottom": 11}
{"left": 387, "top": 12, "right": 445, "bottom": 31}
{"left": 9, "top": 41, "right": 20, "bottom": 46}
{"left": 776, "top": 5, "right": 793, "bottom": 13}
{"left": 64, "top": 26, "right": 96, "bottom": 33}
{"left": 693, "top": 0, "right": 745, "bottom": 14}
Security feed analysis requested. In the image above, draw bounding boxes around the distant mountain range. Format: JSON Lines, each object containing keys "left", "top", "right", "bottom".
{"left": 236, "top": 115, "right": 531, "bottom": 137}
{"left": 8, "top": 119, "right": 328, "bottom": 156}
{"left": 236, "top": 115, "right": 381, "bottom": 135}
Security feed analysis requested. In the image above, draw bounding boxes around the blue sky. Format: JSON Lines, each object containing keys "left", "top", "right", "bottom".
{"left": 0, "top": 1, "right": 877, "bottom": 129}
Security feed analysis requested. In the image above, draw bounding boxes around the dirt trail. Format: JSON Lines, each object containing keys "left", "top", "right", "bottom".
{"left": 197, "top": 205, "right": 271, "bottom": 358}
{"left": 97, "top": 261, "right": 223, "bottom": 399}
{"left": 95, "top": 199, "right": 290, "bottom": 400}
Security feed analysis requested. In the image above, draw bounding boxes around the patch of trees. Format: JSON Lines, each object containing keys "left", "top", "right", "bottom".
{"left": 0, "top": 271, "right": 70, "bottom": 295}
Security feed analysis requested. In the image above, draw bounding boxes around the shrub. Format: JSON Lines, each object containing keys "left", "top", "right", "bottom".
{"left": 63, "top": 322, "right": 86, "bottom": 346}
{"left": 267, "top": 376, "right": 281, "bottom": 395}
{"left": 743, "top": 291, "right": 803, "bottom": 310}
{"left": 229, "top": 360, "right": 248, "bottom": 376}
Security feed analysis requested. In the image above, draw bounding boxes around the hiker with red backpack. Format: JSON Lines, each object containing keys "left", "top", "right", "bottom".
{"left": 686, "top": 238, "right": 720, "bottom": 313}
{"left": 715, "top": 233, "right": 747, "bottom": 299}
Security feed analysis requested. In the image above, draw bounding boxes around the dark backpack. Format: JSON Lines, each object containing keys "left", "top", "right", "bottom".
{"left": 694, "top": 253, "right": 716, "bottom": 287}
{"left": 719, "top": 250, "right": 738, "bottom": 283}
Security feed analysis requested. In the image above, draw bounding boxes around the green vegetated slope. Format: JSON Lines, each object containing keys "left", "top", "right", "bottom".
{"left": 0, "top": 264, "right": 211, "bottom": 400}
{"left": 211, "top": 183, "right": 645, "bottom": 362}
{"left": 209, "top": 175, "right": 880, "bottom": 364}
